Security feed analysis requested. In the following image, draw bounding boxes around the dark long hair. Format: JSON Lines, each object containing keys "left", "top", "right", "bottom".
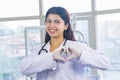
{"left": 45, "top": 6, "right": 76, "bottom": 43}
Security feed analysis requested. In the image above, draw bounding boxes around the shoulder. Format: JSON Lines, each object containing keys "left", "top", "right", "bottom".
{"left": 66, "top": 40, "right": 81, "bottom": 46}
{"left": 66, "top": 40, "right": 88, "bottom": 47}
{"left": 29, "top": 43, "right": 45, "bottom": 55}
{"left": 33, "top": 43, "right": 44, "bottom": 50}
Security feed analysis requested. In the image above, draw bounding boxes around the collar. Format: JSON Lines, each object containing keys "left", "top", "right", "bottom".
{"left": 46, "top": 39, "right": 67, "bottom": 52}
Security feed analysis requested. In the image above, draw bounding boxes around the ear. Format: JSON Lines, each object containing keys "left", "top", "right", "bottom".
{"left": 64, "top": 24, "right": 68, "bottom": 30}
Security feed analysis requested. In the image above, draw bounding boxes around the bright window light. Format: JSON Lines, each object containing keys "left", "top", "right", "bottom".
{"left": 0, "top": 0, "right": 39, "bottom": 18}
{"left": 96, "top": 0, "right": 120, "bottom": 11}
{"left": 42, "top": 0, "right": 91, "bottom": 15}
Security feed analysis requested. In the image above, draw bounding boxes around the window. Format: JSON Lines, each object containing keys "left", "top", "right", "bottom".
{"left": 74, "top": 20, "right": 89, "bottom": 44}
{"left": 42, "top": 0, "right": 91, "bottom": 15}
{"left": 0, "top": 0, "right": 39, "bottom": 18}
{"left": 96, "top": 0, "right": 120, "bottom": 11}
{"left": 97, "top": 13, "right": 120, "bottom": 80}
{"left": 0, "top": 20, "right": 40, "bottom": 80}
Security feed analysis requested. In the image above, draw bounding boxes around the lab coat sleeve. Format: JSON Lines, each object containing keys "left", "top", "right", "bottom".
{"left": 20, "top": 48, "right": 57, "bottom": 76}
{"left": 78, "top": 43, "right": 111, "bottom": 70}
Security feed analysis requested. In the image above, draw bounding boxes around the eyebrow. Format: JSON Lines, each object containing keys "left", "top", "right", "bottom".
{"left": 46, "top": 18, "right": 61, "bottom": 21}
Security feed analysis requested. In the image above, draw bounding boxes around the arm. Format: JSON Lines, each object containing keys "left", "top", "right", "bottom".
{"left": 20, "top": 46, "right": 67, "bottom": 76}
{"left": 20, "top": 47, "right": 56, "bottom": 76}
{"left": 78, "top": 43, "right": 111, "bottom": 70}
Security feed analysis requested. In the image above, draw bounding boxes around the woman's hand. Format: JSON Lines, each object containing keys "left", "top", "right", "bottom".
{"left": 51, "top": 47, "right": 67, "bottom": 62}
{"left": 67, "top": 46, "right": 81, "bottom": 61}
{"left": 51, "top": 46, "right": 81, "bottom": 62}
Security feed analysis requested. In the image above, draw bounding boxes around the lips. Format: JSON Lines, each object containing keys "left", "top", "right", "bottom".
{"left": 49, "top": 29, "right": 57, "bottom": 33}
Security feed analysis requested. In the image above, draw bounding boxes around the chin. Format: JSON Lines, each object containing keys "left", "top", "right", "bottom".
{"left": 50, "top": 35, "right": 58, "bottom": 38}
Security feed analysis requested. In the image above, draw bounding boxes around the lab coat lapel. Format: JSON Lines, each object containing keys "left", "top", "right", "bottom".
{"left": 60, "top": 39, "right": 67, "bottom": 47}
{"left": 43, "top": 39, "right": 67, "bottom": 53}
{"left": 44, "top": 41, "right": 50, "bottom": 53}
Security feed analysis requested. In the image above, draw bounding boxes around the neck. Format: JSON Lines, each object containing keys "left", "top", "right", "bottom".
{"left": 50, "top": 37, "right": 64, "bottom": 52}
{"left": 50, "top": 37, "right": 64, "bottom": 46}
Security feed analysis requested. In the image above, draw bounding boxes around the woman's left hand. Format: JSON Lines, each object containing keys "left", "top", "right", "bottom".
{"left": 67, "top": 46, "right": 81, "bottom": 61}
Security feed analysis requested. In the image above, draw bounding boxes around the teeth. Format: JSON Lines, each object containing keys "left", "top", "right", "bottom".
{"left": 49, "top": 29, "right": 56, "bottom": 32}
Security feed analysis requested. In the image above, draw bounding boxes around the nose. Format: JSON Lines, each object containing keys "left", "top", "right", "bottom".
{"left": 49, "top": 22, "right": 55, "bottom": 27}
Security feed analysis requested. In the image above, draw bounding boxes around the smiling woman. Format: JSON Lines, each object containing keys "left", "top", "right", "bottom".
{"left": 45, "top": 14, "right": 67, "bottom": 40}
{"left": 20, "top": 6, "right": 110, "bottom": 80}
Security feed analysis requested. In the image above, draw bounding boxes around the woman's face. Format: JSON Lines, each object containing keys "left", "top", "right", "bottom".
{"left": 45, "top": 14, "right": 68, "bottom": 38}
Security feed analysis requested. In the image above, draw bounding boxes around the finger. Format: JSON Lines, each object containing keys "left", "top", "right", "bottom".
{"left": 61, "top": 47, "right": 66, "bottom": 53}
{"left": 67, "top": 47, "right": 72, "bottom": 54}
{"left": 56, "top": 47, "right": 64, "bottom": 55}
{"left": 66, "top": 47, "right": 71, "bottom": 55}
{"left": 57, "top": 56, "right": 67, "bottom": 62}
{"left": 61, "top": 47, "right": 67, "bottom": 53}
{"left": 67, "top": 55, "right": 75, "bottom": 61}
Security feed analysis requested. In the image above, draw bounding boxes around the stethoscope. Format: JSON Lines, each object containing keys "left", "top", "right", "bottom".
{"left": 38, "top": 39, "right": 67, "bottom": 55}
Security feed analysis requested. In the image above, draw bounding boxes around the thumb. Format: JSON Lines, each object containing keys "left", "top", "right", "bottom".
{"left": 66, "top": 55, "right": 75, "bottom": 61}
{"left": 67, "top": 46, "right": 73, "bottom": 54}
{"left": 57, "top": 56, "right": 67, "bottom": 62}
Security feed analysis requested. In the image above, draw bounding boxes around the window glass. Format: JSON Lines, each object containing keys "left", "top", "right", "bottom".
{"left": 42, "top": 0, "right": 91, "bottom": 15}
{"left": 24, "top": 25, "right": 45, "bottom": 56}
{"left": 97, "top": 13, "right": 120, "bottom": 63}
{"left": 97, "top": 13, "right": 120, "bottom": 80}
{"left": 74, "top": 20, "right": 89, "bottom": 44}
{"left": 96, "top": 0, "right": 120, "bottom": 11}
{"left": 0, "top": 0, "right": 39, "bottom": 18}
{"left": 0, "top": 20, "right": 40, "bottom": 80}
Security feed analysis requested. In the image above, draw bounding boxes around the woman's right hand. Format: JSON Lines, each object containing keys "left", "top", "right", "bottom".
{"left": 51, "top": 47, "right": 67, "bottom": 62}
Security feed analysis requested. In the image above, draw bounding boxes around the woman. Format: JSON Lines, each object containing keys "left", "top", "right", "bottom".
{"left": 20, "top": 6, "right": 110, "bottom": 80}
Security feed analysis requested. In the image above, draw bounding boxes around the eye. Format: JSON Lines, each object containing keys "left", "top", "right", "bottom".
{"left": 54, "top": 20, "right": 60, "bottom": 24}
{"left": 46, "top": 19, "right": 51, "bottom": 23}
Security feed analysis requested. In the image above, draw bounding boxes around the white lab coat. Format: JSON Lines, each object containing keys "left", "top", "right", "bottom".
{"left": 20, "top": 40, "right": 110, "bottom": 80}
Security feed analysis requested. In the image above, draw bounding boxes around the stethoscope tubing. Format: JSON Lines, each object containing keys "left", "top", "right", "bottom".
{"left": 38, "top": 39, "right": 67, "bottom": 55}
